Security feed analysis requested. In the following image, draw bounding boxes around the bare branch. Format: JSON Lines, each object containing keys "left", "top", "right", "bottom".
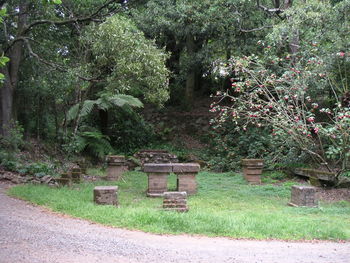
{"left": 23, "top": 0, "right": 122, "bottom": 34}
{"left": 240, "top": 25, "right": 273, "bottom": 33}
{"left": 256, "top": 0, "right": 283, "bottom": 13}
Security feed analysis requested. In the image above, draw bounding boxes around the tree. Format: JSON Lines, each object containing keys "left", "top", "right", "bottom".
{"left": 0, "top": 0, "right": 123, "bottom": 136}
{"left": 66, "top": 14, "right": 169, "bottom": 136}
{"left": 212, "top": 0, "right": 350, "bottom": 171}
{"left": 133, "top": 0, "right": 265, "bottom": 108}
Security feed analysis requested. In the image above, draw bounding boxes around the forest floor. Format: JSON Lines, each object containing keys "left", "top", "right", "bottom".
{"left": 1, "top": 182, "right": 350, "bottom": 263}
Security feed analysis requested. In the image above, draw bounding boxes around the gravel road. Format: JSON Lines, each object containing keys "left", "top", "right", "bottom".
{"left": 0, "top": 183, "right": 349, "bottom": 263}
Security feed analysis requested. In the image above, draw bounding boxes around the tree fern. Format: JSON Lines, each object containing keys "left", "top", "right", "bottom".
{"left": 109, "top": 94, "right": 143, "bottom": 108}
{"left": 67, "top": 94, "right": 143, "bottom": 124}
{"left": 79, "top": 100, "right": 97, "bottom": 118}
{"left": 66, "top": 104, "right": 80, "bottom": 122}
{"left": 74, "top": 130, "right": 113, "bottom": 159}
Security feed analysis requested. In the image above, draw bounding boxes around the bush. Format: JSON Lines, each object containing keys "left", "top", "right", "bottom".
{"left": 0, "top": 123, "right": 24, "bottom": 170}
{"left": 207, "top": 122, "right": 308, "bottom": 172}
{"left": 108, "top": 109, "right": 156, "bottom": 154}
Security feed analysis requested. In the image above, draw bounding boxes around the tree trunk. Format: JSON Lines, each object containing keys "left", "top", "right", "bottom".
{"left": 0, "top": 1, "right": 29, "bottom": 136}
{"left": 0, "top": 70, "right": 14, "bottom": 136}
{"left": 99, "top": 109, "right": 109, "bottom": 136}
{"left": 184, "top": 34, "right": 197, "bottom": 109}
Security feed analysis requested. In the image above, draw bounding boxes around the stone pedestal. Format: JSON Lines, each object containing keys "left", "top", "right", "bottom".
{"left": 174, "top": 163, "right": 200, "bottom": 195}
{"left": 57, "top": 173, "right": 73, "bottom": 187}
{"left": 71, "top": 172, "right": 82, "bottom": 184}
{"left": 289, "top": 185, "right": 317, "bottom": 207}
{"left": 106, "top": 155, "right": 128, "bottom": 181}
{"left": 56, "top": 177, "right": 71, "bottom": 187}
{"left": 144, "top": 163, "right": 172, "bottom": 197}
{"left": 93, "top": 186, "right": 118, "bottom": 206}
{"left": 163, "top": 192, "right": 188, "bottom": 212}
{"left": 242, "top": 159, "right": 264, "bottom": 184}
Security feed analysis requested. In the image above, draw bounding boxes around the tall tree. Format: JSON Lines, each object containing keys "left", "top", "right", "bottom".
{"left": 0, "top": 0, "right": 123, "bottom": 136}
{"left": 133, "top": 0, "right": 265, "bottom": 108}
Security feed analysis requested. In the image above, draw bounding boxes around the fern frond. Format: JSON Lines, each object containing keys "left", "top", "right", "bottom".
{"left": 66, "top": 104, "right": 80, "bottom": 122}
{"left": 79, "top": 100, "right": 97, "bottom": 118}
{"left": 96, "top": 97, "right": 111, "bottom": 111}
{"left": 76, "top": 131, "right": 114, "bottom": 159}
{"left": 109, "top": 94, "right": 143, "bottom": 108}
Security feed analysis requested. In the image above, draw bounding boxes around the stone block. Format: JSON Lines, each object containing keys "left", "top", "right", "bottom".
{"left": 61, "top": 173, "right": 71, "bottom": 179}
{"left": 147, "top": 173, "right": 168, "bottom": 197}
{"left": 106, "top": 165, "right": 128, "bottom": 181}
{"left": 143, "top": 163, "right": 173, "bottom": 173}
{"left": 242, "top": 159, "right": 263, "bottom": 184}
{"left": 289, "top": 185, "right": 317, "bottom": 207}
{"left": 106, "top": 155, "right": 126, "bottom": 165}
{"left": 94, "top": 186, "right": 118, "bottom": 206}
{"left": 243, "top": 167, "right": 263, "bottom": 175}
{"left": 176, "top": 173, "right": 197, "bottom": 194}
{"left": 163, "top": 191, "right": 188, "bottom": 212}
{"left": 241, "top": 159, "right": 264, "bottom": 167}
{"left": 172, "top": 163, "right": 200, "bottom": 173}
{"left": 71, "top": 168, "right": 82, "bottom": 173}
{"left": 56, "top": 178, "right": 72, "bottom": 187}
{"left": 134, "top": 149, "right": 178, "bottom": 165}
{"left": 71, "top": 172, "right": 81, "bottom": 183}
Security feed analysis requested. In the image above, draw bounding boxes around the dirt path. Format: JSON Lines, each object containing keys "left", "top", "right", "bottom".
{"left": 0, "top": 183, "right": 349, "bottom": 263}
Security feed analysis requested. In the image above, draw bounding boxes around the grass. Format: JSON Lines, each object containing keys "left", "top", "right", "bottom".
{"left": 8, "top": 171, "right": 350, "bottom": 241}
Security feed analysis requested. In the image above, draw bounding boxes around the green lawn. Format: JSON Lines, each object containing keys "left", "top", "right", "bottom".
{"left": 8, "top": 171, "right": 350, "bottom": 241}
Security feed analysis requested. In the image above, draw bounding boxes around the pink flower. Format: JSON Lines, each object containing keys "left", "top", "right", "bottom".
{"left": 338, "top": 51, "right": 345, "bottom": 57}
{"left": 307, "top": 117, "right": 315, "bottom": 123}
{"left": 314, "top": 127, "right": 319, "bottom": 134}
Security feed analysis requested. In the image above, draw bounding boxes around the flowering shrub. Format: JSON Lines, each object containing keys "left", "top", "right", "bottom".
{"left": 211, "top": 53, "right": 350, "bottom": 172}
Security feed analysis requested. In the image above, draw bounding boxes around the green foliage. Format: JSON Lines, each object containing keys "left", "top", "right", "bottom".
{"left": 0, "top": 123, "right": 24, "bottom": 169}
{"left": 341, "top": 171, "right": 350, "bottom": 178}
{"left": 42, "top": 0, "right": 62, "bottom": 4}
{"left": 64, "top": 129, "right": 113, "bottom": 159}
{"left": 210, "top": 0, "right": 350, "bottom": 172}
{"left": 9, "top": 171, "right": 350, "bottom": 240}
{"left": 82, "top": 14, "right": 170, "bottom": 106}
{"left": 67, "top": 94, "right": 143, "bottom": 123}
{"left": 17, "top": 162, "right": 58, "bottom": 178}
{"left": 261, "top": 171, "right": 289, "bottom": 184}
{"left": 207, "top": 124, "right": 306, "bottom": 172}
{"left": 0, "top": 7, "right": 8, "bottom": 81}
{"left": 108, "top": 109, "right": 156, "bottom": 154}
{"left": 133, "top": 0, "right": 265, "bottom": 103}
